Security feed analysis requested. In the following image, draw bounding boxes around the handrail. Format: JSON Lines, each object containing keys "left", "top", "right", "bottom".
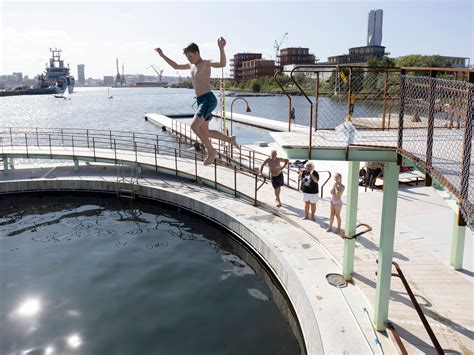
{"left": 391, "top": 261, "right": 444, "bottom": 354}
{"left": 0, "top": 127, "right": 270, "bottom": 207}
{"left": 385, "top": 321, "right": 408, "bottom": 355}
{"left": 341, "top": 223, "right": 372, "bottom": 240}
{"left": 319, "top": 170, "right": 332, "bottom": 199}
{"left": 402, "top": 66, "right": 474, "bottom": 75}
{"left": 296, "top": 170, "right": 332, "bottom": 199}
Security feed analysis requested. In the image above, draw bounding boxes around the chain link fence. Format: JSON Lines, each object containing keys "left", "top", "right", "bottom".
{"left": 399, "top": 73, "right": 473, "bottom": 228}
{"left": 278, "top": 66, "right": 473, "bottom": 228}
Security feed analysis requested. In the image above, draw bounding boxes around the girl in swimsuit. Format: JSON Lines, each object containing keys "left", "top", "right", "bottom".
{"left": 327, "top": 173, "right": 345, "bottom": 234}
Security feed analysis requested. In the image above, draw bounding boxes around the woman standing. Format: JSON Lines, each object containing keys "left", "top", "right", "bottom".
{"left": 298, "top": 162, "right": 319, "bottom": 221}
{"left": 327, "top": 173, "right": 345, "bottom": 234}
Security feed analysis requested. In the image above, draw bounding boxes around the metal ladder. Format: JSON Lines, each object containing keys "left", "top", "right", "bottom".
{"left": 116, "top": 161, "right": 138, "bottom": 199}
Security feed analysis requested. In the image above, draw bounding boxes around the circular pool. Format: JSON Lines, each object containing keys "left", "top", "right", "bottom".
{"left": 0, "top": 194, "right": 300, "bottom": 355}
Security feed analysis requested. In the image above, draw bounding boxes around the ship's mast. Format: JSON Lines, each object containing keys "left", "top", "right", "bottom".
{"left": 49, "top": 48, "right": 63, "bottom": 67}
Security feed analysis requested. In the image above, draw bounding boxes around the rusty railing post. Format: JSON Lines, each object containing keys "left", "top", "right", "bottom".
{"left": 425, "top": 70, "right": 437, "bottom": 187}
{"left": 398, "top": 68, "right": 406, "bottom": 149}
{"left": 382, "top": 70, "right": 388, "bottom": 130}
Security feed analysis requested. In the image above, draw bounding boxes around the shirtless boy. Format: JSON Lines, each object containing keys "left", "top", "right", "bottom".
{"left": 259, "top": 150, "right": 289, "bottom": 207}
{"left": 154, "top": 37, "right": 239, "bottom": 165}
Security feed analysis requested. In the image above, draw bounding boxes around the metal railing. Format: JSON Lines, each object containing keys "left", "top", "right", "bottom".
{"left": 390, "top": 261, "right": 444, "bottom": 354}
{"left": 0, "top": 127, "right": 269, "bottom": 206}
{"left": 341, "top": 223, "right": 372, "bottom": 240}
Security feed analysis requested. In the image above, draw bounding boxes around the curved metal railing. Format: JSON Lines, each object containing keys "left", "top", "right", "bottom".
{"left": 0, "top": 126, "right": 331, "bottom": 206}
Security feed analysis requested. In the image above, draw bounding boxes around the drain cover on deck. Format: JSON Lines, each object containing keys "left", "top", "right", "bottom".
{"left": 326, "top": 273, "right": 347, "bottom": 288}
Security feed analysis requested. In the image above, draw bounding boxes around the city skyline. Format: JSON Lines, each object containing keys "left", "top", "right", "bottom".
{"left": 1, "top": 0, "right": 472, "bottom": 78}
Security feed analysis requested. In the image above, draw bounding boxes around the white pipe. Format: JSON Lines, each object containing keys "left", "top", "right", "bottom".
{"left": 363, "top": 307, "right": 384, "bottom": 354}
{"left": 338, "top": 286, "right": 375, "bottom": 355}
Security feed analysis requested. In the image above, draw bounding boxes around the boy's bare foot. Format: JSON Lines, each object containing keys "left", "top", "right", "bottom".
{"left": 230, "top": 136, "right": 240, "bottom": 150}
{"left": 326, "top": 227, "right": 332, "bottom": 232}
{"left": 203, "top": 150, "right": 217, "bottom": 166}
{"left": 276, "top": 201, "right": 281, "bottom": 207}
{"left": 302, "top": 216, "right": 308, "bottom": 220}
{"left": 312, "top": 216, "right": 316, "bottom": 222}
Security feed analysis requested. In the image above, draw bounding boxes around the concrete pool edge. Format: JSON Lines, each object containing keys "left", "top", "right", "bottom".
{"left": 0, "top": 178, "right": 323, "bottom": 354}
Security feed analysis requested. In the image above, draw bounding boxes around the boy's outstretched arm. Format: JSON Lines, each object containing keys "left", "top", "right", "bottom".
{"left": 209, "top": 37, "right": 226, "bottom": 68}
{"left": 154, "top": 47, "right": 190, "bottom": 70}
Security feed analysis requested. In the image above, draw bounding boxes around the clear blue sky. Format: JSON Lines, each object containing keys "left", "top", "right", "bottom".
{"left": 1, "top": 0, "right": 472, "bottom": 78}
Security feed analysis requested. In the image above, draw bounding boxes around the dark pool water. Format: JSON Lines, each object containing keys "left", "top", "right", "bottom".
{"left": 0, "top": 195, "right": 299, "bottom": 355}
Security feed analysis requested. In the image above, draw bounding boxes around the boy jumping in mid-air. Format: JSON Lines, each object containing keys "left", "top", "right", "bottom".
{"left": 155, "top": 37, "right": 239, "bottom": 165}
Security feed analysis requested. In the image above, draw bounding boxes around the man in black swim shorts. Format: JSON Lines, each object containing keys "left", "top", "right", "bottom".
{"left": 259, "top": 150, "right": 289, "bottom": 207}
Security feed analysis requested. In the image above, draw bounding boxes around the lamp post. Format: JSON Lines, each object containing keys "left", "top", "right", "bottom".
{"left": 230, "top": 97, "right": 251, "bottom": 136}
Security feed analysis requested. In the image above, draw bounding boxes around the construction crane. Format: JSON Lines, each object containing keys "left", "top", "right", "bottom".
{"left": 273, "top": 32, "right": 288, "bottom": 66}
{"left": 147, "top": 64, "right": 164, "bottom": 82}
{"left": 115, "top": 58, "right": 126, "bottom": 86}
{"left": 122, "top": 63, "right": 125, "bottom": 85}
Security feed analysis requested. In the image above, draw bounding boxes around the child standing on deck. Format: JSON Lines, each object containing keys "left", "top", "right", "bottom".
{"left": 154, "top": 37, "right": 239, "bottom": 165}
{"left": 327, "top": 173, "right": 345, "bottom": 234}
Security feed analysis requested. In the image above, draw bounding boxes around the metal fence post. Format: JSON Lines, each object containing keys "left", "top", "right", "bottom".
{"left": 93, "top": 137, "right": 96, "bottom": 161}
{"left": 214, "top": 159, "right": 217, "bottom": 189}
{"left": 459, "top": 73, "right": 474, "bottom": 226}
{"left": 114, "top": 139, "right": 117, "bottom": 164}
{"left": 195, "top": 153, "right": 198, "bottom": 181}
{"left": 234, "top": 165, "right": 237, "bottom": 197}
{"left": 382, "top": 71, "right": 388, "bottom": 130}
{"left": 398, "top": 69, "right": 406, "bottom": 149}
{"left": 174, "top": 149, "right": 178, "bottom": 176}
{"left": 254, "top": 174, "right": 258, "bottom": 206}
{"left": 25, "top": 133, "right": 28, "bottom": 158}
{"left": 425, "top": 70, "right": 438, "bottom": 187}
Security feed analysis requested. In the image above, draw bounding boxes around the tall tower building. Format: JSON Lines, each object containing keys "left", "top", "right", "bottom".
{"left": 77, "top": 64, "right": 85, "bottom": 85}
{"left": 367, "top": 9, "right": 383, "bottom": 46}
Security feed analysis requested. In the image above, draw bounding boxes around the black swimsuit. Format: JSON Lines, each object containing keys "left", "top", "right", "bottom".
{"left": 271, "top": 173, "right": 284, "bottom": 188}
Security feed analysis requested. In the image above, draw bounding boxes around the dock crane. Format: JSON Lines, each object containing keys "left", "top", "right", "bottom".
{"left": 147, "top": 64, "right": 164, "bottom": 82}
{"left": 115, "top": 58, "right": 126, "bottom": 86}
{"left": 273, "top": 32, "right": 288, "bottom": 66}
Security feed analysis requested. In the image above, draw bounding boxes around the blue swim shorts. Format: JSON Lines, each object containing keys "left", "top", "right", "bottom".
{"left": 195, "top": 91, "right": 217, "bottom": 121}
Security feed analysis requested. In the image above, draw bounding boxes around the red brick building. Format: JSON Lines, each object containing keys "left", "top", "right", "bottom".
{"left": 241, "top": 59, "right": 277, "bottom": 80}
{"left": 279, "top": 47, "right": 316, "bottom": 66}
{"left": 230, "top": 53, "right": 262, "bottom": 81}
